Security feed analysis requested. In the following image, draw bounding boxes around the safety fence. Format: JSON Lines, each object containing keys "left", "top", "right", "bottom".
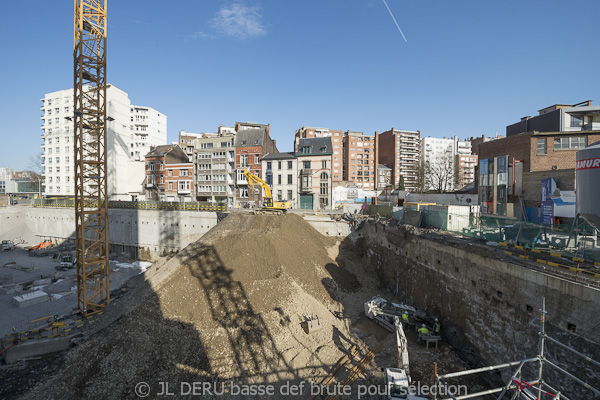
{"left": 365, "top": 205, "right": 600, "bottom": 264}
{"left": 32, "top": 198, "right": 227, "bottom": 212}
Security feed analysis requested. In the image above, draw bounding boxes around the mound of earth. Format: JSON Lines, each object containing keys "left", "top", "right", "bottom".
{"left": 21, "top": 213, "right": 367, "bottom": 399}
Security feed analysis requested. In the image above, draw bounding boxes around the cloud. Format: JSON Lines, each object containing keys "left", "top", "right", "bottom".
{"left": 209, "top": 3, "right": 267, "bottom": 39}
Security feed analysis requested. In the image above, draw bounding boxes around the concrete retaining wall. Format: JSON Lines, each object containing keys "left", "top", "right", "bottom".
{"left": 0, "top": 207, "right": 218, "bottom": 259}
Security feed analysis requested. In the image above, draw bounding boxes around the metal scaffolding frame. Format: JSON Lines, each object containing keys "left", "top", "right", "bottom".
{"left": 73, "top": 0, "right": 109, "bottom": 314}
{"left": 433, "top": 298, "right": 600, "bottom": 400}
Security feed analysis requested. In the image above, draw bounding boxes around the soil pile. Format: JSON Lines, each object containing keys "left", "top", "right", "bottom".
{"left": 21, "top": 213, "right": 365, "bottom": 399}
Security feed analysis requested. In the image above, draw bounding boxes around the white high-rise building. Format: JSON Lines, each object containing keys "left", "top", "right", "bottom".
{"left": 421, "top": 136, "right": 457, "bottom": 192}
{"left": 40, "top": 84, "right": 167, "bottom": 200}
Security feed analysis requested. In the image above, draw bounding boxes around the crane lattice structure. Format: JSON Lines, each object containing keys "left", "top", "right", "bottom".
{"left": 73, "top": 0, "right": 109, "bottom": 314}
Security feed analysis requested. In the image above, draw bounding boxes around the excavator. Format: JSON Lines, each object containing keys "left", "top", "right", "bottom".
{"left": 243, "top": 169, "right": 290, "bottom": 215}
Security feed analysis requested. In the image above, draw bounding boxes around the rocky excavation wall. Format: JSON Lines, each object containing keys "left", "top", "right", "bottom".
{"left": 353, "top": 221, "right": 600, "bottom": 396}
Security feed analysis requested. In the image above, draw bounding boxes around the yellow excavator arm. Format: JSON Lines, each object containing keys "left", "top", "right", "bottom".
{"left": 243, "top": 169, "right": 272, "bottom": 199}
{"left": 242, "top": 169, "right": 289, "bottom": 214}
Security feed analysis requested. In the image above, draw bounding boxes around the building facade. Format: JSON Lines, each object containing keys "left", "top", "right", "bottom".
{"left": 377, "top": 164, "right": 393, "bottom": 190}
{"left": 41, "top": 84, "right": 166, "bottom": 200}
{"left": 145, "top": 145, "right": 193, "bottom": 202}
{"left": 478, "top": 131, "right": 600, "bottom": 218}
{"left": 378, "top": 129, "right": 421, "bottom": 191}
{"left": 193, "top": 133, "right": 236, "bottom": 206}
{"left": 456, "top": 154, "right": 477, "bottom": 190}
{"left": 294, "top": 126, "right": 343, "bottom": 182}
{"left": 179, "top": 131, "right": 215, "bottom": 161}
{"left": 296, "top": 137, "right": 333, "bottom": 210}
{"left": 261, "top": 152, "right": 298, "bottom": 208}
{"left": 343, "top": 131, "right": 378, "bottom": 190}
{"left": 235, "top": 128, "right": 278, "bottom": 207}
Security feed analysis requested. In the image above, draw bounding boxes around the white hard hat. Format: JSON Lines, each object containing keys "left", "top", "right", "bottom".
{"left": 422, "top": 323, "right": 425, "bottom": 327}
{"left": 435, "top": 318, "right": 439, "bottom": 321}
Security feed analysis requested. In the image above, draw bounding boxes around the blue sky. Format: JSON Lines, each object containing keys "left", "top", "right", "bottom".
{"left": 1, "top": 0, "right": 599, "bottom": 170}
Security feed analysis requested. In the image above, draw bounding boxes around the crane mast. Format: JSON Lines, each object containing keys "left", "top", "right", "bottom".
{"left": 73, "top": 0, "right": 109, "bottom": 314}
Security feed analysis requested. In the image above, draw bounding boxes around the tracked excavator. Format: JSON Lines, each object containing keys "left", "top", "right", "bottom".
{"left": 243, "top": 169, "right": 291, "bottom": 215}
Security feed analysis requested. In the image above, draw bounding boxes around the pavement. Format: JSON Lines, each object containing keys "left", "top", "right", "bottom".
{"left": 0, "top": 245, "right": 144, "bottom": 339}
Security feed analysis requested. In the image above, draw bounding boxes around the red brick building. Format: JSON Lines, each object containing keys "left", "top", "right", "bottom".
{"left": 234, "top": 128, "right": 278, "bottom": 207}
{"left": 342, "top": 131, "right": 379, "bottom": 190}
{"left": 145, "top": 145, "right": 194, "bottom": 202}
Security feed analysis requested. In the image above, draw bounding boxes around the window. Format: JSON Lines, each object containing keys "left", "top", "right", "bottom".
{"left": 287, "top": 190, "right": 293, "bottom": 201}
{"left": 288, "top": 161, "right": 292, "bottom": 169}
{"left": 322, "top": 160, "right": 327, "bottom": 169}
{"left": 570, "top": 115, "right": 583, "bottom": 127}
{"left": 278, "top": 175, "right": 282, "bottom": 184}
{"left": 320, "top": 172, "right": 328, "bottom": 180}
{"left": 320, "top": 182, "right": 328, "bottom": 195}
{"left": 303, "top": 161, "right": 310, "bottom": 169}
{"left": 302, "top": 175, "right": 312, "bottom": 189}
{"left": 277, "top": 190, "right": 282, "bottom": 201}
{"left": 240, "top": 187, "right": 249, "bottom": 198}
{"left": 287, "top": 174, "right": 293, "bottom": 184}
{"left": 255, "top": 154, "right": 260, "bottom": 164}
{"left": 168, "top": 169, "right": 173, "bottom": 176}
{"left": 181, "top": 169, "right": 189, "bottom": 177}
{"left": 536, "top": 138, "right": 547, "bottom": 155}
{"left": 554, "top": 136, "right": 586, "bottom": 150}
{"left": 302, "top": 146, "right": 311, "bottom": 154}
{"left": 277, "top": 161, "right": 282, "bottom": 169}
{"left": 267, "top": 161, "right": 272, "bottom": 170}
{"left": 240, "top": 154, "right": 248, "bottom": 166}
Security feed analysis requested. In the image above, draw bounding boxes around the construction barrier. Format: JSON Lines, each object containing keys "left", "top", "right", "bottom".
{"left": 32, "top": 199, "right": 226, "bottom": 212}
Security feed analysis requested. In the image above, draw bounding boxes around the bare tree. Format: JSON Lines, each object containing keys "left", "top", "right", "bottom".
{"left": 424, "top": 155, "right": 455, "bottom": 193}
{"left": 26, "top": 152, "right": 44, "bottom": 175}
{"left": 26, "top": 152, "right": 45, "bottom": 196}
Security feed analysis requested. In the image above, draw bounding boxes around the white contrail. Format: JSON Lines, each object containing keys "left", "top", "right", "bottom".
{"left": 382, "top": 0, "right": 408, "bottom": 42}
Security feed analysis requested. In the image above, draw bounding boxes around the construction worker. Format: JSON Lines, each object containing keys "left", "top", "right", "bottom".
{"left": 433, "top": 318, "right": 441, "bottom": 336}
{"left": 402, "top": 311, "right": 409, "bottom": 324}
{"left": 417, "top": 324, "right": 429, "bottom": 344}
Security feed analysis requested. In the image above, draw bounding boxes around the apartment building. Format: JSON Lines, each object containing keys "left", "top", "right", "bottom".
{"left": 456, "top": 154, "right": 477, "bottom": 190}
{"left": 179, "top": 131, "right": 216, "bottom": 161}
{"left": 294, "top": 126, "right": 343, "bottom": 182}
{"left": 40, "top": 84, "right": 166, "bottom": 200}
{"left": 145, "top": 145, "right": 193, "bottom": 202}
{"left": 193, "top": 133, "right": 236, "bottom": 206}
{"left": 235, "top": 128, "right": 278, "bottom": 207}
{"left": 261, "top": 152, "right": 298, "bottom": 208}
{"left": 378, "top": 129, "right": 421, "bottom": 191}
{"left": 342, "top": 131, "right": 378, "bottom": 190}
{"left": 296, "top": 137, "right": 333, "bottom": 210}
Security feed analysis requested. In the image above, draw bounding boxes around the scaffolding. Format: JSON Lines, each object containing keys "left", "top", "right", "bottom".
{"left": 73, "top": 0, "right": 109, "bottom": 314}
{"left": 433, "top": 298, "right": 600, "bottom": 400}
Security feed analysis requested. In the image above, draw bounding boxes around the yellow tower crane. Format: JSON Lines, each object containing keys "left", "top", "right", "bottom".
{"left": 73, "top": 0, "right": 109, "bottom": 314}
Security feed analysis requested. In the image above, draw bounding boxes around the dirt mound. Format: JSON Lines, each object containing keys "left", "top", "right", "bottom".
{"left": 20, "top": 213, "right": 365, "bottom": 399}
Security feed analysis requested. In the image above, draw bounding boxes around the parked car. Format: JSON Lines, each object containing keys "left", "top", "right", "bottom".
{"left": 2, "top": 240, "right": 15, "bottom": 251}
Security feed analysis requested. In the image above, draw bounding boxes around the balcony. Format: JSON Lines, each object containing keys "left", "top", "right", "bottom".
{"left": 178, "top": 187, "right": 191, "bottom": 194}
{"left": 583, "top": 122, "right": 600, "bottom": 131}
{"left": 300, "top": 168, "right": 312, "bottom": 176}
